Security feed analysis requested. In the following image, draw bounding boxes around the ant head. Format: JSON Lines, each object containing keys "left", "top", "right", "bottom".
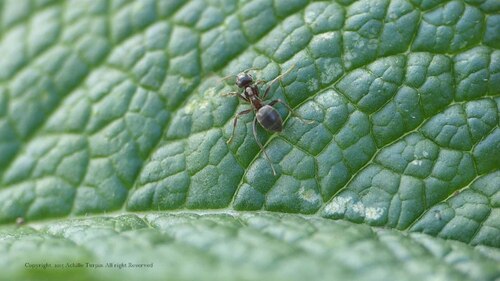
{"left": 235, "top": 72, "right": 253, "bottom": 88}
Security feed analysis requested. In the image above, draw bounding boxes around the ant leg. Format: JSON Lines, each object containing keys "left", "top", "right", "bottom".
{"left": 227, "top": 109, "right": 252, "bottom": 144}
{"left": 252, "top": 117, "right": 277, "bottom": 176}
{"left": 268, "top": 99, "right": 315, "bottom": 124}
{"left": 262, "top": 64, "right": 296, "bottom": 100}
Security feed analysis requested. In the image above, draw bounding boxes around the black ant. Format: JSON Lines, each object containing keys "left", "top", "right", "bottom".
{"left": 222, "top": 65, "right": 313, "bottom": 175}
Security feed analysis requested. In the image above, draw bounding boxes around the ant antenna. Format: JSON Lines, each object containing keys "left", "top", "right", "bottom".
{"left": 219, "top": 66, "right": 264, "bottom": 84}
{"left": 219, "top": 67, "right": 257, "bottom": 83}
{"left": 219, "top": 74, "right": 235, "bottom": 83}
{"left": 242, "top": 67, "right": 260, "bottom": 73}
{"left": 267, "top": 63, "right": 296, "bottom": 88}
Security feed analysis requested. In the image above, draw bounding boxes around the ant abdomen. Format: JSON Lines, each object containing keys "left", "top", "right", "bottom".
{"left": 256, "top": 105, "right": 283, "bottom": 132}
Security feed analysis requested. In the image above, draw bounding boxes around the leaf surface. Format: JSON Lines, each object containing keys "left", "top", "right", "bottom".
{"left": 0, "top": 0, "right": 498, "bottom": 280}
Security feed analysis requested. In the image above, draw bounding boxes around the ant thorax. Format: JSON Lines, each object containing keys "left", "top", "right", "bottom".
{"left": 245, "top": 87, "right": 255, "bottom": 97}
{"left": 245, "top": 85, "right": 263, "bottom": 109}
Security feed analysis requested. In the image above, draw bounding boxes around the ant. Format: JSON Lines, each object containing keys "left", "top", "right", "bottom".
{"left": 222, "top": 65, "right": 313, "bottom": 176}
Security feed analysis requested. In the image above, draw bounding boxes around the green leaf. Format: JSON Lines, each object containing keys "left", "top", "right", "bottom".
{"left": 0, "top": 0, "right": 498, "bottom": 280}
{"left": 2, "top": 213, "right": 500, "bottom": 281}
